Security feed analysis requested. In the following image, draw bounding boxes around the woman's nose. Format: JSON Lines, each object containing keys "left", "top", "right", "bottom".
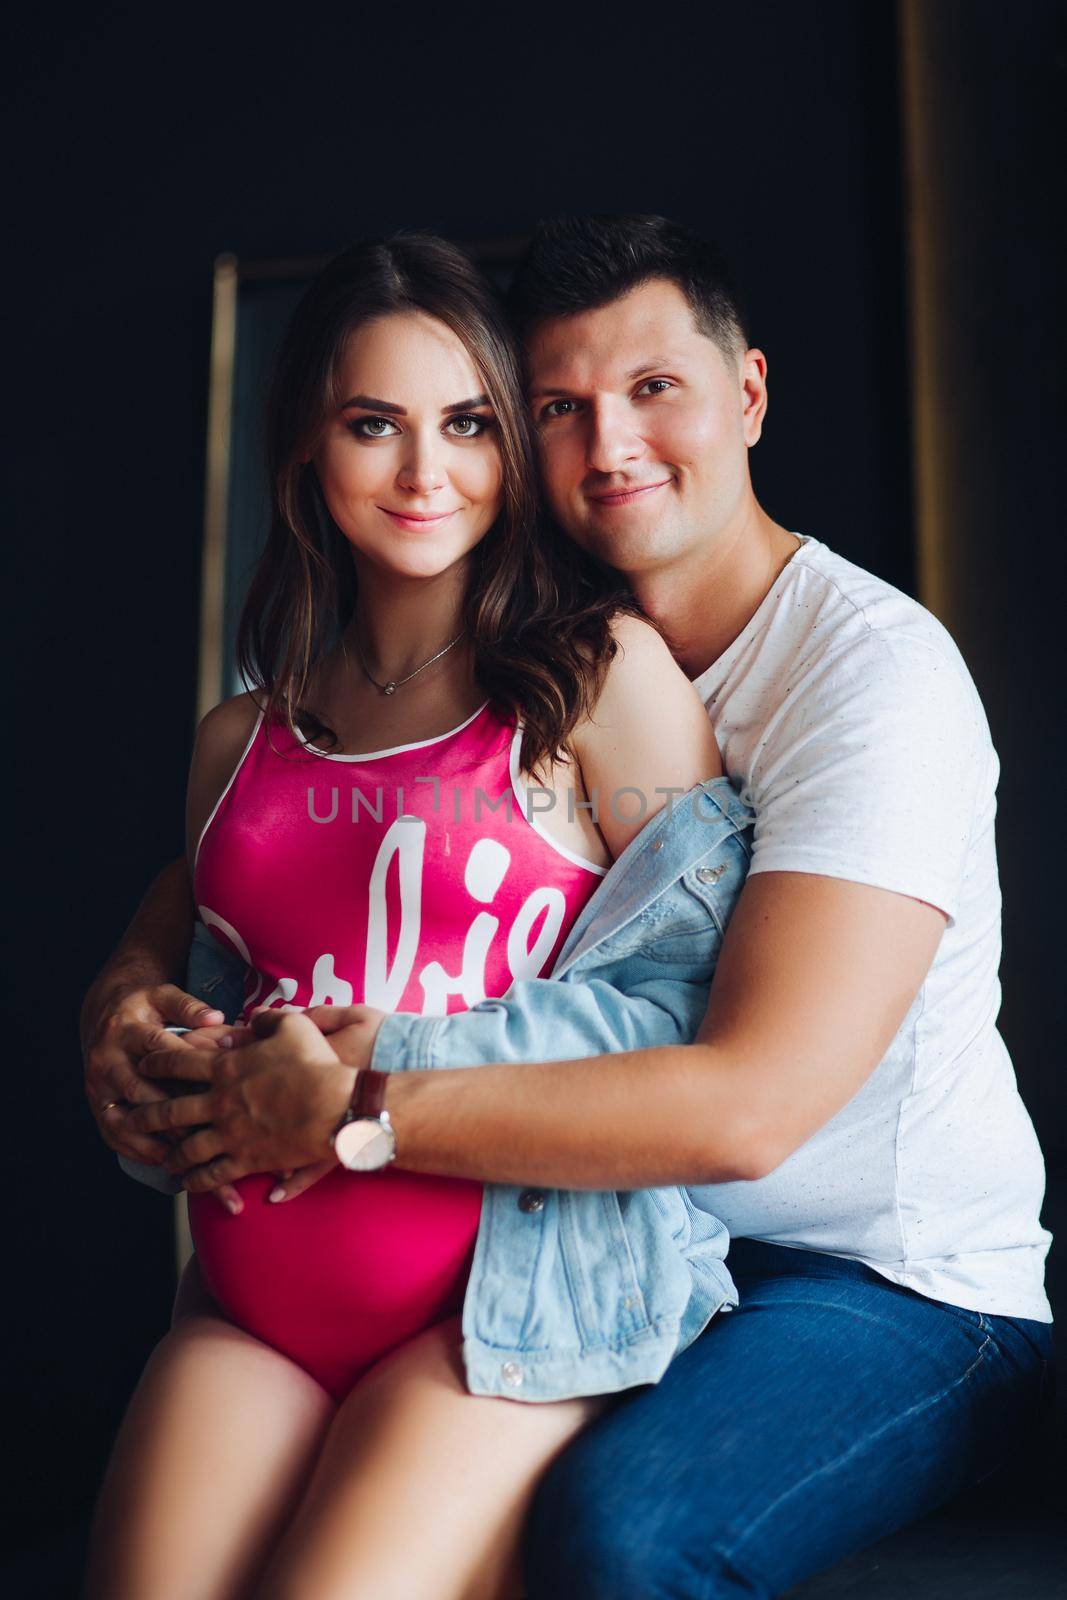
{"left": 396, "top": 434, "right": 446, "bottom": 495}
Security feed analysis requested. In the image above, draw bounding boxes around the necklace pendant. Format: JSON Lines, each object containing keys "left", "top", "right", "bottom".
{"left": 384, "top": 682, "right": 397, "bottom": 696}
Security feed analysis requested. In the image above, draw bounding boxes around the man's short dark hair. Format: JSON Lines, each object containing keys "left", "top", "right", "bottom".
{"left": 506, "top": 214, "right": 748, "bottom": 364}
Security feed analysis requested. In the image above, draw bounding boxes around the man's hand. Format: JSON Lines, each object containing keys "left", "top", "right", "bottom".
{"left": 81, "top": 979, "right": 225, "bottom": 1164}
{"left": 120, "top": 1010, "right": 358, "bottom": 1192}
{"left": 80, "top": 854, "right": 212, "bottom": 1163}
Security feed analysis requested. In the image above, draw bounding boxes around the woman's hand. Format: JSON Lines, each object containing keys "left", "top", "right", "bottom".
{"left": 121, "top": 1010, "right": 358, "bottom": 1191}
{"left": 269, "top": 1003, "right": 387, "bottom": 1200}
{"left": 297, "top": 1002, "right": 388, "bottom": 1069}
{"left": 198, "top": 1002, "right": 387, "bottom": 1068}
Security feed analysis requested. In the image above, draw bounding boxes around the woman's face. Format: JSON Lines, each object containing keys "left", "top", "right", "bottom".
{"left": 313, "top": 311, "right": 504, "bottom": 582}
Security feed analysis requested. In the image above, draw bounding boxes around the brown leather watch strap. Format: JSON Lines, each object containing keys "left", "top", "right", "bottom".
{"left": 349, "top": 1067, "right": 390, "bottom": 1120}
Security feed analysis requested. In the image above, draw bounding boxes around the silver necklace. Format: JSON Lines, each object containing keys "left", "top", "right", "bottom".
{"left": 353, "top": 626, "right": 467, "bottom": 696}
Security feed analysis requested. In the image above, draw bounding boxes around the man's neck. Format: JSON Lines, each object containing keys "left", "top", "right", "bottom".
{"left": 631, "top": 504, "right": 802, "bottom": 680}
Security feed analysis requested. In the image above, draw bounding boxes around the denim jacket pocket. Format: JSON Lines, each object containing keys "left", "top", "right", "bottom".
{"left": 559, "top": 1189, "right": 654, "bottom": 1347}
{"left": 643, "top": 829, "right": 752, "bottom": 965}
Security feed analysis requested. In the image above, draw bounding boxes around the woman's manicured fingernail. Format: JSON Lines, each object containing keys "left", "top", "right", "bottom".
{"left": 225, "top": 1195, "right": 243, "bottom": 1215}
{"left": 268, "top": 1185, "right": 286, "bottom": 1203}
{"left": 219, "top": 1033, "right": 234, "bottom": 1049}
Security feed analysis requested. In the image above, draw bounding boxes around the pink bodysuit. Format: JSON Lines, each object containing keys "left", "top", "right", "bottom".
{"left": 190, "top": 699, "right": 604, "bottom": 1400}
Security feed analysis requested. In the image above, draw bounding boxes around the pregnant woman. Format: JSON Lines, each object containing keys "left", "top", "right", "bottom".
{"left": 86, "top": 235, "right": 742, "bottom": 1600}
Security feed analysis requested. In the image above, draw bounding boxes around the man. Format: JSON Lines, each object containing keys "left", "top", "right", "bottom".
{"left": 85, "top": 215, "right": 1053, "bottom": 1597}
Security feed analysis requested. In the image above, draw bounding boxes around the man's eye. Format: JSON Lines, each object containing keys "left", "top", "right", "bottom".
{"left": 540, "top": 399, "right": 578, "bottom": 422}
{"left": 446, "top": 414, "right": 493, "bottom": 438}
{"left": 637, "top": 379, "right": 673, "bottom": 397}
{"left": 349, "top": 416, "right": 399, "bottom": 438}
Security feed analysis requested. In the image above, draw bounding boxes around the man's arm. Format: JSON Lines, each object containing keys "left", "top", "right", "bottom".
{"left": 133, "top": 870, "right": 946, "bottom": 1193}
{"left": 376, "top": 871, "right": 947, "bottom": 1188}
{"left": 81, "top": 856, "right": 197, "bottom": 1043}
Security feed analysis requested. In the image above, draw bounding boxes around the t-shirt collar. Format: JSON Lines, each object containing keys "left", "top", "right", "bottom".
{"left": 690, "top": 532, "right": 816, "bottom": 700}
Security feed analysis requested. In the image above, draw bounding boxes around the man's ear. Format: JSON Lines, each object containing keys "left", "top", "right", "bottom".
{"left": 741, "top": 348, "right": 768, "bottom": 447}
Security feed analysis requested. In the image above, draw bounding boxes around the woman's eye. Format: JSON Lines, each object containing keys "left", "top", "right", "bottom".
{"left": 350, "top": 416, "right": 399, "bottom": 439}
{"left": 637, "top": 379, "right": 673, "bottom": 397}
{"left": 446, "top": 414, "right": 492, "bottom": 438}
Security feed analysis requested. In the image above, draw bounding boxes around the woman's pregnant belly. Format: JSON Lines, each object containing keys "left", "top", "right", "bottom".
{"left": 188, "top": 1168, "right": 484, "bottom": 1401}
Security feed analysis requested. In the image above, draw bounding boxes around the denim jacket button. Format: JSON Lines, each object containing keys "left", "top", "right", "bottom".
{"left": 501, "top": 1361, "right": 524, "bottom": 1387}
{"left": 650, "top": 840, "right": 664, "bottom": 852}
{"left": 696, "top": 864, "right": 727, "bottom": 884}
{"left": 518, "top": 1190, "right": 546, "bottom": 1214}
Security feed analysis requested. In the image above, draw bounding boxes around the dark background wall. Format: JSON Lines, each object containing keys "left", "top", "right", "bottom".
{"left": 5, "top": 1, "right": 1061, "bottom": 1584}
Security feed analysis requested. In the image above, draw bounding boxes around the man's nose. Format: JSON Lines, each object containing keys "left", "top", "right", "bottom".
{"left": 585, "top": 398, "right": 644, "bottom": 475}
{"left": 397, "top": 431, "right": 446, "bottom": 495}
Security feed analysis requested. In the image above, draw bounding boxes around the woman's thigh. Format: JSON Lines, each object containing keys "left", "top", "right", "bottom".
{"left": 523, "top": 1247, "right": 1053, "bottom": 1600}
{"left": 85, "top": 1312, "right": 336, "bottom": 1600}
{"left": 257, "top": 1313, "right": 608, "bottom": 1600}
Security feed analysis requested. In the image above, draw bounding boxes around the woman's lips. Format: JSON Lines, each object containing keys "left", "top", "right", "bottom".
{"left": 587, "top": 479, "right": 671, "bottom": 508}
{"left": 379, "top": 508, "right": 458, "bottom": 530}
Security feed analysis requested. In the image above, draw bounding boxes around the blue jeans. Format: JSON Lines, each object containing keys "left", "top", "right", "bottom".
{"left": 522, "top": 1238, "right": 1054, "bottom": 1599}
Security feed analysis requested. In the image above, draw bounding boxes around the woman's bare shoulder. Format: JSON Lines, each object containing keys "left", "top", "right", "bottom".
{"left": 568, "top": 611, "right": 723, "bottom": 857}
{"left": 605, "top": 611, "right": 682, "bottom": 673}
{"left": 193, "top": 691, "right": 264, "bottom": 778}
{"left": 185, "top": 692, "right": 265, "bottom": 875}
{"left": 579, "top": 612, "right": 715, "bottom": 748}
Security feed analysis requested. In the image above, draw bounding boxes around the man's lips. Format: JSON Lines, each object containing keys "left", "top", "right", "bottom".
{"left": 379, "top": 507, "right": 458, "bottom": 529}
{"left": 586, "top": 478, "right": 672, "bottom": 507}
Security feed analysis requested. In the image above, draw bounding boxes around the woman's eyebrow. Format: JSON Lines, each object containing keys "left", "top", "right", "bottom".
{"left": 441, "top": 394, "right": 491, "bottom": 415}
{"left": 341, "top": 394, "right": 404, "bottom": 414}
{"left": 340, "top": 393, "right": 491, "bottom": 415}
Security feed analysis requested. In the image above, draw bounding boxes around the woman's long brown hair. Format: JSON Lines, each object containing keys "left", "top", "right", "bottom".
{"left": 234, "top": 233, "right": 644, "bottom": 772}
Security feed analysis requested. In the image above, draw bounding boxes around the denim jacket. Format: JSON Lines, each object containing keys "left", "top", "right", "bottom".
{"left": 120, "top": 776, "right": 755, "bottom": 1401}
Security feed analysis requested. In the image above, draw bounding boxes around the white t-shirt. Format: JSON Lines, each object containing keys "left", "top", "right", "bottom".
{"left": 688, "top": 535, "right": 1052, "bottom": 1322}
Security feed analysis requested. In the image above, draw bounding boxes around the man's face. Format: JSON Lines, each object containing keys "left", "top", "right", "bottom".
{"left": 525, "top": 278, "right": 765, "bottom": 577}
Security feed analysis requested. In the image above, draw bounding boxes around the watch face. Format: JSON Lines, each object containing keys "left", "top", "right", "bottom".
{"left": 335, "top": 1118, "right": 396, "bottom": 1172}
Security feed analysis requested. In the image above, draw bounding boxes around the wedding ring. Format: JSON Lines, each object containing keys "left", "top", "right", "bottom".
{"left": 99, "top": 1100, "right": 123, "bottom": 1114}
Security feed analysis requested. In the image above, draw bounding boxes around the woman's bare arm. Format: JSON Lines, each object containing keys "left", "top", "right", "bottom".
{"left": 182, "top": 693, "right": 263, "bottom": 884}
